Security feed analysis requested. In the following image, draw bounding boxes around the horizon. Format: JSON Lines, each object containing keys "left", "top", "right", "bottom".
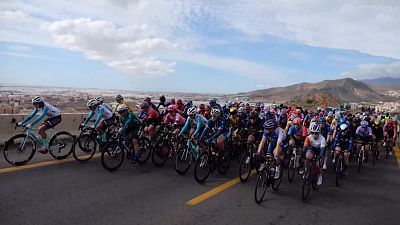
{"left": 1, "top": 1, "right": 400, "bottom": 93}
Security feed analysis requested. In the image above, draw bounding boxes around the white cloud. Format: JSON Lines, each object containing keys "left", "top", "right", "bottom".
{"left": 341, "top": 61, "right": 400, "bottom": 79}
{"left": 42, "top": 18, "right": 178, "bottom": 76}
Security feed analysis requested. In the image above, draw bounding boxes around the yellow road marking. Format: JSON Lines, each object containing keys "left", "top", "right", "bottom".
{"left": 187, "top": 170, "right": 257, "bottom": 206}
{"left": 394, "top": 145, "right": 400, "bottom": 169}
{"left": 0, "top": 153, "right": 101, "bottom": 174}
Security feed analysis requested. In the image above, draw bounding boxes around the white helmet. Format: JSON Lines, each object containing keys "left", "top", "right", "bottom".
{"left": 210, "top": 108, "right": 221, "bottom": 117}
{"left": 95, "top": 96, "right": 103, "bottom": 102}
{"left": 187, "top": 106, "right": 197, "bottom": 116}
{"left": 117, "top": 104, "right": 128, "bottom": 113}
{"left": 238, "top": 107, "right": 245, "bottom": 113}
{"left": 309, "top": 123, "right": 321, "bottom": 133}
{"left": 32, "top": 96, "right": 44, "bottom": 104}
{"left": 87, "top": 99, "right": 98, "bottom": 108}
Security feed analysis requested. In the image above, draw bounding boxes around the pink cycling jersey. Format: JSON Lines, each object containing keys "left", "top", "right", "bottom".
{"left": 164, "top": 112, "right": 186, "bottom": 126}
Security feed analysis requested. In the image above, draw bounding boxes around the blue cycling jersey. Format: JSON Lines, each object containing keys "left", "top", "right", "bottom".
{"left": 200, "top": 117, "right": 228, "bottom": 141}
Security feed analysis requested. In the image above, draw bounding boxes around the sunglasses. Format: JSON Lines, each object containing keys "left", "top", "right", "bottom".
{"left": 311, "top": 132, "right": 319, "bottom": 135}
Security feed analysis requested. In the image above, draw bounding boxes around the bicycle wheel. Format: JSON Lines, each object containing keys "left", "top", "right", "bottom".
{"left": 73, "top": 134, "right": 97, "bottom": 161}
{"left": 287, "top": 156, "right": 296, "bottom": 183}
{"left": 385, "top": 142, "right": 390, "bottom": 159}
{"left": 357, "top": 151, "right": 363, "bottom": 173}
{"left": 272, "top": 163, "right": 283, "bottom": 191}
{"left": 4, "top": 134, "right": 36, "bottom": 166}
{"left": 302, "top": 165, "right": 312, "bottom": 202}
{"left": 137, "top": 136, "right": 152, "bottom": 164}
{"left": 217, "top": 149, "right": 231, "bottom": 175}
{"left": 372, "top": 144, "right": 376, "bottom": 166}
{"left": 174, "top": 146, "right": 193, "bottom": 175}
{"left": 254, "top": 168, "right": 268, "bottom": 204}
{"left": 101, "top": 141, "right": 124, "bottom": 172}
{"left": 239, "top": 152, "right": 252, "bottom": 182}
{"left": 335, "top": 156, "right": 343, "bottom": 187}
{"left": 194, "top": 152, "right": 212, "bottom": 183}
{"left": 49, "top": 131, "right": 74, "bottom": 160}
{"left": 152, "top": 140, "right": 171, "bottom": 167}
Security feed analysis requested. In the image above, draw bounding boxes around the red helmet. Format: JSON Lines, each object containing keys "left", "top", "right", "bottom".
{"left": 293, "top": 118, "right": 301, "bottom": 125}
{"left": 140, "top": 101, "right": 149, "bottom": 109}
{"left": 296, "top": 109, "right": 301, "bottom": 114}
{"left": 167, "top": 104, "right": 177, "bottom": 112}
{"left": 270, "top": 109, "right": 276, "bottom": 114}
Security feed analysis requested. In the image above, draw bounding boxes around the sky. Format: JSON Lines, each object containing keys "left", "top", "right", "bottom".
{"left": 1, "top": 0, "right": 400, "bottom": 94}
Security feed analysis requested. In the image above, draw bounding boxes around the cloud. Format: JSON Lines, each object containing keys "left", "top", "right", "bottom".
{"left": 42, "top": 18, "right": 178, "bottom": 76}
{"left": 0, "top": 51, "right": 61, "bottom": 60}
{"left": 341, "top": 61, "right": 400, "bottom": 79}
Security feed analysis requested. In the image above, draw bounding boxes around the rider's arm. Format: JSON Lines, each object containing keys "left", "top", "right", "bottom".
{"left": 193, "top": 116, "right": 204, "bottom": 137}
{"left": 179, "top": 116, "right": 191, "bottom": 136}
{"left": 120, "top": 113, "right": 132, "bottom": 135}
{"left": 93, "top": 107, "right": 104, "bottom": 128}
{"left": 258, "top": 136, "right": 267, "bottom": 152}
{"left": 30, "top": 105, "right": 49, "bottom": 126}
{"left": 200, "top": 121, "right": 211, "bottom": 141}
{"left": 20, "top": 108, "right": 38, "bottom": 125}
{"left": 83, "top": 111, "right": 95, "bottom": 126}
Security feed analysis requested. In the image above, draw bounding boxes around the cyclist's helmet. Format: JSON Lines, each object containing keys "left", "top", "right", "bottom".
{"left": 208, "top": 98, "right": 216, "bottom": 106}
{"left": 387, "top": 119, "right": 393, "bottom": 125}
{"left": 250, "top": 111, "right": 258, "bottom": 120}
{"left": 185, "top": 100, "right": 193, "bottom": 107}
{"left": 309, "top": 123, "right": 321, "bottom": 133}
{"left": 210, "top": 108, "right": 221, "bottom": 117}
{"left": 230, "top": 107, "right": 237, "bottom": 114}
{"left": 339, "top": 117, "right": 346, "bottom": 124}
{"left": 117, "top": 104, "right": 128, "bottom": 113}
{"left": 87, "top": 99, "right": 98, "bottom": 108}
{"left": 293, "top": 117, "right": 301, "bottom": 125}
{"left": 227, "top": 101, "right": 234, "bottom": 108}
{"left": 270, "top": 109, "right": 276, "bottom": 115}
{"left": 318, "top": 117, "right": 326, "bottom": 125}
{"left": 115, "top": 94, "right": 123, "bottom": 101}
{"left": 95, "top": 96, "right": 103, "bottom": 103}
{"left": 238, "top": 107, "right": 245, "bottom": 113}
{"left": 145, "top": 97, "right": 151, "bottom": 102}
{"left": 263, "top": 119, "right": 277, "bottom": 130}
{"left": 339, "top": 123, "right": 348, "bottom": 131}
{"left": 263, "top": 110, "right": 270, "bottom": 117}
{"left": 360, "top": 120, "right": 368, "bottom": 128}
{"left": 295, "top": 109, "right": 301, "bottom": 114}
{"left": 167, "top": 104, "right": 177, "bottom": 112}
{"left": 159, "top": 95, "right": 166, "bottom": 102}
{"left": 140, "top": 101, "right": 149, "bottom": 109}
{"left": 187, "top": 106, "right": 197, "bottom": 116}
{"left": 32, "top": 96, "right": 44, "bottom": 104}
{"left": 374, "top": 120, "right": 380, "bottom": 126}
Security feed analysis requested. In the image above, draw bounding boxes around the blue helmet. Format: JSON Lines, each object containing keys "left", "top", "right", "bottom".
{"left": 263, "top": 119, "right": 277, "bottom": 130}
{"left": 208, "top": 98, "right": 216, "bottom": 106}
{"left": 263, "top": 110, "right": 270, "bottom": 117}
{"left": 360, "top": 120, "right": 368, "bottom": 128}
{"left": 339, "top": 118, "right": 346, "bottom": 124}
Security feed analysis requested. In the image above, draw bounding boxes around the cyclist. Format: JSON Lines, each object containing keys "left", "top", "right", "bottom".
{"left": 288, "top": 118, "right": 306, "bottom": 149}
{"left": 209, "top": 98, "right": 222, "bottom": 111}
{"left": 333, "top": 123, "right": 352, "bottom": 176}
{"left": 303, "top": 123, "right": 326, "bottom": 185}
{"left": 163, "top": 104, "right": 186, "bottom": 136}
{"left": 176, "top": 99, "right": 185, "bottom": 113}
{"left": 371, "top": 119, "right": 383, "bottom": 159}
{"left": 257, "top": 119, "right": 288, "bottom": 179}
{"left": 355, "top": 120, "right": 373, "bottom": 163}
{"left": 144, "top": 97, "right": 160, "bottom": 114}
{"left": 114, "top": 95, "right": 129, "bottom": 112}
{"left": 138, "top": 101, "right": 160, "bottom": 139}
{"left": 179, "top": 106, "right": 207, "bottom": 139}
{"left": 17, "top": 96, "right": 61, "bottom": 153}
{"left": 82, "top": 99, "right": 116, "bottom": 142}
{"left": 245, "top": 111, "right": 264, "bottom": 147}
{"left": 200, "top": 108, "right": 228, "bottom": 153}
{"left": 116, "top": 104, "right": 142, "bottom": 163}
{"left": 95, "top": 96, "right": 113, "bottom": 112}
{"left": 383, "top": 118, "right": 397, "bottom": 155}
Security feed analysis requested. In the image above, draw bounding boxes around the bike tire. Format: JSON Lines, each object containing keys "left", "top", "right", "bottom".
{"left": 217, "top": 150, "right": 231, "bottom": 175}
{"left": 174, "top": 147, "right": 193, "bottom": 175}
{"left": 239, "top": 152, "right": 252, "bottom": 182}
{"left": 49, "top": 131, "right": 74, "bottom": 160}
{"left": 254, "top": 168, "right": 268, "bottom": 204}
{"left": 73, "top": 134, "right": 97, "bottom": 162}
{"left": 4, "top": 134, "right": 36, "bottom": 166}
{"left": 152, "top": 140, "right": 171, "bottom": 167}
{"left": 194, "top": 152, "right": 212, "bottom": 183}
{"left": 335, "top": 156, "right": 342, "bottom": 187}
{"left": 372, "top": 145, "right": 376, "bottom": 166}
{"left": 302, "top": 165, "right": 312, "bottom": 202}
{"left": 101, "top": 141, "right": 125, "bottom": 172}
{"left": 357, "top": 151, "right": 363, "bottom": 173}
{"left": 287, "top": 157, "right": 296, "bottom": 183}
{"left": 137, "top": 136, "right": 152, "bottom": 164}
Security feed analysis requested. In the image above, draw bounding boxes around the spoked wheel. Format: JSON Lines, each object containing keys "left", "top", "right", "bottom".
{"left": 152, "top": 140, "right": 171, "bottom": 167}
{"left": 302, "top": 165, "right": 312, "bottom": 202}
{"left": 49, "top": 131, "right": 75, "bottom": 160}
{"left": 175, "top": 146, "right": 193, "bottom": 175}
{"left": 357, "top": 151, "right": 363, "bottom": 173}
{"left": 73, "top": 134, "right": 97, "bottom": 162}
{"left": 217, "top": 150, "right": 231, "bottom": 175}
{"left": 137, "top": 136, "right": 152, "bottom": 164}
{"left": 372, "top": 146, "right": 376, "bottom": 166}
{"left": 335, "top": 156, "right": 343, "bottom": 187}
{"left": 272, "top": 163, "right": 283, "bottom": 191}
{"left": 239, "top": 152, "right": 253, "bottom": 182}
{"left": 101, "top": 141, "right": 124, "bottom": 172}
{"left": 4, "top": 134, "right": 36, "bottom": 166}
{"left": 287, "top": 156, "right": 296, "bottom": 183}
{"left": 194, "top": 152, "right": 212, "bottom": 183}
{"left": 254, "top": 168, "right": 269, "bottom": 204}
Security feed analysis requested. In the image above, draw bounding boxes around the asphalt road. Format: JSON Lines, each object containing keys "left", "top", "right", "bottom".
{"left": 0, "top": 144, "right": 399, "bottom": 225}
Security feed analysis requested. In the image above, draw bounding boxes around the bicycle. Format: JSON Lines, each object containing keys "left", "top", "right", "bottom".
{"left": 254, "top": 153, "right": 283, "bottom": 204}
{"left": 151, "top": 123, "right": 176, "bottom": 167}
{"left": 333, "top": 148, "right": 348, "bottom": 187}
{"left": 384, "top": 138, "right": 393, "bottom": 159}
{"left": 72, "top": 124, "right": 118, "bottom": 161}
{"left": 357, "top": 140, "right": 369, "bottom": 173}
{"left": 174, "top": 135, "right": 201, "bottom": 175}
{"left": 194, "top": 140, "right": 231, "bottom": 183}
{"left": 101, "top": 132, "right": 152, "bottom": 172}
{"left": 287, "top": 145, "right": 303, "bottom": 183}
{"left": 301, "top": 155, "right": 321, "bottom": 202}
{"left": 4, "top": 124, "right": 75, "bottom": 166}
{"left": 238, "top": 141, "right": 261, "bottom": 182}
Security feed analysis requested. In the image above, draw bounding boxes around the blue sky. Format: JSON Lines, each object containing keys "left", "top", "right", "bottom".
{"left": 1, "top": 1, "right": 400, "bottom": 94}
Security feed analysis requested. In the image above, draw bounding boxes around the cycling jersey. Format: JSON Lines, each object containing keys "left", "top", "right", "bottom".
{"left": 200, "top": 118, "right": 228, "bottom": 141}
{"left": 102, "top": 103, "right": 113, "bottom": 113}
{"left": 20, "top": 102, "right": 61, "bottom": 127}
{"left": 288, "top": 125, "right": 304, "bottom": 139}
{"left": 163, "top": 112, "right": 186, "bottom": 126}
{"left": 119, "top": 111, "right": 141, "bottom": 136}
{"left": 384, "top": 124, "right": 396, "bottom": 137}
{"left": 355, "top": 126, "right": 372, "bottom": 137}
{"left": 179, "top": 114, "right": 207, "bottom": 137}
{"left": 83, "top": 105, "right": 113, "bottom": 127}
{"left": 262, "top": 127, "right": 287, "bottom": 154}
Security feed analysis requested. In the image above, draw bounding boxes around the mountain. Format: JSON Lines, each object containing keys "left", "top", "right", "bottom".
{"left": 229, "top": 78, "right": 393, "bottom": 107}
{"left": 359, "top": 77, "right": 400, "bottom": 94}
{"left": 360, "top": 77, "right": 400, "bottom": 86}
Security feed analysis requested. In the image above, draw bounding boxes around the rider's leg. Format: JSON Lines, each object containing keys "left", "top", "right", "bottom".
{"left": 217, "top": 135, "right": 226, "bottom": 152}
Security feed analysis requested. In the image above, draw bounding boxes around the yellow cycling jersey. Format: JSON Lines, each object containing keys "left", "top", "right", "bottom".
{"left": 230, "top": 115, "right": 240, "bottom": 128}
{"left": 114, "top": 99, "right": 132, "bottom": 112}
